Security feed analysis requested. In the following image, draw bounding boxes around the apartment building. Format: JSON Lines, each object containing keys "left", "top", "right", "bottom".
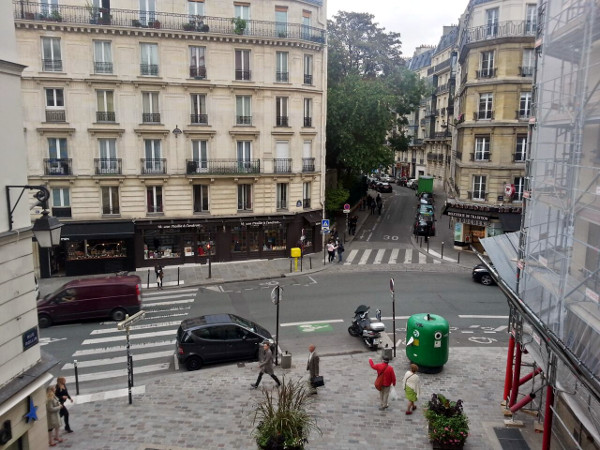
{"left": 1, "top": 1, "right": 55, "bottom": 447}
{"left": 446, "top": 0, "right": 534, "bottom": 251}
{"left": 13, "top": 0, "right": 327, "bottom": 278}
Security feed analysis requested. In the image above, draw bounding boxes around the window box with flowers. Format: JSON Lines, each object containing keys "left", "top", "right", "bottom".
{"left": 425, "top": 394, "right": 469, "bottom": 450}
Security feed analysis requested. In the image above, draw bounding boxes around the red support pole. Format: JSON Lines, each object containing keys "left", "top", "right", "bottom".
{"left": 503, "top": 334, "right": 516, "bottom": 402}
{"left": 542, "top": 385, "right": 554, "bottom": 450}
{"left": 510, "top": 393, "right": 535, "bottom": 413}
{"left": 519, "top": 367, "right": 542, "bottom": 386}
{"left": 509, "top": 344, "right": 523, "bottom": 408}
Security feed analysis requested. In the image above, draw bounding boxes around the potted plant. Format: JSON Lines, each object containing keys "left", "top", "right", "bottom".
{"left": 199, "top": 23, "right": 210, "bottom": 32}
{"left": 183, "top": 22, "right": 195, "bottom": 31}
{"left": 50, "top": 10, "right": 62, "bottom": 21}
{"left": 252, "top": 378, "right": 321, "bottom": 450}
{"left": 149, "top": 20, "right": 161, "bottom": 29}
{"left": 232, "top": 17, "right": 247, "bottom": 35}
{"left": 424, "top": 394, "right": 469, "bottom": 450}
{"left": 132, "top": 19, "right": 142, "bottom": 27}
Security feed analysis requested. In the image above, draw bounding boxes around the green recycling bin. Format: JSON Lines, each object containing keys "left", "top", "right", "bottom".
{"left": 406, "top": 313, "right": 449, "bottom": 373}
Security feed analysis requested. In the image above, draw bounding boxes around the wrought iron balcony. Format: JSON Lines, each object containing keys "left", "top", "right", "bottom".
{"left": 186, "top": 158, "right": 260, "bottom": 175}
{"left": 52, "top": 207, "right": 72, "bottom": 218}
{"left": 304, "top": 117, "right": 312, "bottom": 127}
{"left": 190, "top": 113, "right": 208, "bottom": 124}
{"left": 276, "top": 71, "right": 289, "bottom": 82}
{"left": 44, "top": 158, "right": 72, "bottom": 175}
{"left": 302, "top": 157, "right": 315, "bottom": 172}
{"left": 45, "top": 110, "right": 65, "bottom": 122}
{"left": 140, "top": 64, "right": 159, "bottom": 76}
{"left": 42, "top": 59, "right": 62, "bottom": 72}
{"left": 235, "top": 69, "right": 251, "bottom": 81}
{"left": 273, "top": 158, "right": 292, "bottom": 173}
{"left": 276, "top": 116, "right": 289, "bottom": 127}
{"left": 459, "top": 20, "right": 535, "bottom": 55}
{"left": 470, "top": 152, "right": 491, "bottom": 161}
{"left": 96, "top": 111, "right": 115, "bottom": 122}
{"left": 516, "top": 110, "right": 531, "bottom": 120}
{"left": 190, "top": 66, "right": 207, "bottom": 79}
{"left": 102, "top": 205, "right": 120, "bottom": 215}
{"left": 14, "top": 2, "right": 327, "bottom": 43}
{"left": 142, "top": 112, "right": 161, "bottom": 123}
{"left": 474, "top": 111, "right": 494, "bottom": 120}
{"left": 94, "top": 158, "right": 122, "bottom": 174}
{"left": 236, "top": 115, "right": 252, "bottom": 125}
{"left": 303, "top": 198, "right": 311, "bottom": 208}
{"left": 141, "top": 158, "right": 167, "bottom": 174}
{"left": 94, "top": 61, "right": 113, "bottom": 73}
{"left": 304, "top": 74, "right": 313, "bottom": 85}
{"left": 476, "top": 68, "right": 497, "bottom": 79}
{"left": 519, "top": 66, "right": 534, "bottom": 77}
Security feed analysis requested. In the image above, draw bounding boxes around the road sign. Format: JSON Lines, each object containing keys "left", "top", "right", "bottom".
{"left": 390, "top": 278, "right": 395, "bottom": 293}
{"left": 271, "top": 286, "right": 283, "bottom": 304}
{"left": 343, "top": 203, "right": 350, "bottom": 211}
{"left": 321, "top": 219, "right": 330, "bottom": 229}
{"left": 117, "top": 310, "right": 146, "bottom": 330}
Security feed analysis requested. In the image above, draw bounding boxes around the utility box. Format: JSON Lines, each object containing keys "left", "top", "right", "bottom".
{"left": 290, "top": 247, "right": 301, "bottom": 258}
{"left": 406, "top": 313, "right": 449, "bottom": 373}
{"left": 417, "top": 176, "right": 434, "bottom": 195}
{"left": 280, "top": 351, "right": 292, "bottom": 369}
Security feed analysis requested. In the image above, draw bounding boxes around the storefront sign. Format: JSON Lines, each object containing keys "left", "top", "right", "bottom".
{"left": 22, "top": 327, "right": 39, "bottom": 351}
{"left": 447, "top": 210, "right": 490, "bottom": 222}
{"left": 240, "top": 220, "right": 282, "bottom": 227}
{"left": 157, "top": 223, "right": 204, "bottom": 230}
{"left": 454, "top": 222, "right": 463, "bottom": 242}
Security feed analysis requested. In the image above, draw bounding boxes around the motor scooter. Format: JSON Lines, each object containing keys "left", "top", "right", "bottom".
{"left": 348, "top": 304, "right": 385, "bottom": 350}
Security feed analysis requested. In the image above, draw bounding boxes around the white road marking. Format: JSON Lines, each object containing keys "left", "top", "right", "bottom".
{"left": 90, "top": 321, "right": 181, "bottom": 335}
{"left": 494, "top": 325, "right": 508, "bottom": 332}
{"left": 366, "top": 232, "right": 373, "bottom": 241}
{"left": 381, "top": 316, "right": 410, "bottom": 321}
{"left": 280, "top": 319, "right": 344, "bottom": 327}
{"left": 82, "top": 330, "right": 175, "bottom": 345}
{"left": 344, "top": 249, "right": 358, "bottom": 265}
{"left": 62, "top": 351, "right": 174, "bottom": 369}
{"left": 74, "top": 386, "right": 146, "bottom": 405}
{"left": 142, "top": 294, "right": 195, "bottom": 303}
{"left": 460, "top": 331, "right": 474, "bottom": 333}
{"left": 388, "top": 248, "right": 399, "bottom": 264}
{"left": 143, "top": 287, "right": 198, "bottom": 297}
{"left": 373, "top": 249, "right": 386, "bottom": 264}
{"left": 307, "top": 276, "right": 317, "bottom": 285}
{"left": 64, "top": 363, "right": 170, "bottom": 384}
{"left": 73, "top": 340, "right": 176, "bottom": 357}
{"left": 404, "top": 249, "right": 413, "bottom": 263}
{"left": 458, "top": 315, "right": 509, "bottom": 319}
{"left": 143, "top": 299, "right": 194, "bottom": 307}
{"left": 358, "top": 249, "right": 372, "bottom": 265}
{"left": 143, "top": 313, "right": 189, "bottom": 321}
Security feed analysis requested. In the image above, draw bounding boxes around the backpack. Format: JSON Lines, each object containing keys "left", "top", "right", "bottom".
{"left": 339, "top": 243, "right": 345, "bottom": 252}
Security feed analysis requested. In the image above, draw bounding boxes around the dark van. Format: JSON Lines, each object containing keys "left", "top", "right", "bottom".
{"left": 37, "top": 275, "right": 142, "bottom": 328}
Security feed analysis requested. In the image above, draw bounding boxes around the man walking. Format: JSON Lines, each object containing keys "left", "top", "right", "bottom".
{"left": 369, "top": 356, "right": 396, "bottom": 411}
{"left": 306, "top": 344, "right": 320, "bottom": 395}
{"left": 336, "top": 240, "right": 344, "bottom": 263}
{"left": 251, "top": 342, "right": 281, "bottom": 389}
{"left": 154, "top": 263, "right": 163, "bottom": 290}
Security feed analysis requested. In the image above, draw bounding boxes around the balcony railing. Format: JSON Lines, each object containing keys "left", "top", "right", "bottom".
{"left": 302, "top": 157, "right": 315, "bottom": 172}
{"left": 14, "top": 2, "right": 327, "bottom": 43}
{"left": 303, "top": 117, "right": 312, "bottom": 127}
{"left": 513, "top": 153, "right": 526, "bottom": 162}
{"left": 467, "top": 191, "right": 488, "bottom": 200}
{"left": 237, "top": 115, "right": 252, "bottom": 125}
{"left": 303, "top": 198, "right": 311, "bottom": 208}
{"left": 186, "top": 158, "right": 260, "bottom": 174}
{"left": 235, "top": 69, "right": 251, "bottom": 81}
{"left": 94, "top": 158, "right": 122, "bottom": 174}
{"left": 276, "top": 116, "right": 289, "bottom": 127}
{"left": 470, "top": 152, "right": 491, "bottom": 161}
{"left": 102, "top": 205, "right": 120, "bottom": 215}
{"left": 273, "top": 158, "right": 292, "bottom": 173}
{"left": 42, "top": 59, "right": 62, "bottom": 72}
{"left": 45, "top": 110, "right": 65, "bottom": 122}
{"left": 516, "top": 110, "right": 531, "bottom": 120}
{"left": 474, "top": 111, "right": 494, "bottom": 120}
{"left": 476, "top": 68, "right": 497, "bottom": 79}
{"left": 142, "top": 112, "right": 161, "bottom": 123}
{"left": 94, "top": 61, "right": 113, "bottom": 73}
{"left": 141, "top": 158, "right": 167, "bottom": 174}
{"left": 519, "top": 66, "right": 534, "bottom": 77}
{"left": 96, "top": 111, "right": 115, "bottom": 122}
{"left": 140, "top": 64, "right": 159, "bottom": 76}
{"left": 190, "top": 66, "right": 207, "bottom": 79}
{"left": 44, "top": 158, "right": 72, "bottom": 175}
{"left": 304, "top": 74, "right": 313, "bottom": 85}
{"left": 276, "top": 71, "right": 289, "bottom": 82}
{"left": 460, "top": 20, "right": 536, "bottom": 54}
{"left": 190, "top": 113, "right": 208, "bottom": 124}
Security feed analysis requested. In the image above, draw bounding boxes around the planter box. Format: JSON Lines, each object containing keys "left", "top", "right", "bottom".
{"left": 432, "top": 442, "right": 464, "bottom": 450}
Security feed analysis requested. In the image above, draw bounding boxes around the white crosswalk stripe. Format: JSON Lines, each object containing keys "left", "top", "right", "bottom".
{"left": 373, "top": 249, "right": 386, "bottom": 264}
{"left": 344, "top": 249, "right": 359, "bottom": 265}
{"left": 389, "top": 248, "right": 399, "bottom": 264}
{"left": 340, "top": 248, "right": 440, "bottom": 265}
{"left": 358, "top": 249, "right": 372, "bottom": 265}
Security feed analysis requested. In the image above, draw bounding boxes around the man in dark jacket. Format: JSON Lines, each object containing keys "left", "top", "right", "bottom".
{"left": 369, "top": 357, "right": 396, "bottom": 411}
{"left": 307, "top": 344, "right": 320, "bottom": 394}
{"left": 251, "top": 342, "right": 281, "bottom": 388}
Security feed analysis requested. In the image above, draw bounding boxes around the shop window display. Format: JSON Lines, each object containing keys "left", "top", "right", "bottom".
{"left": 66, "top": 239, "right": 127, "bottom": 261}
{"left": 263, "top": 225, "right": 286, "bottom": 251}
{"left": 300, "top": 228, "right": 313, "bottom": 250}
{"left": 231, "top": 226, "right": 247, "bottom": 253}
{"left": 196, "top": 231, "right": 216, "bottom": 256}
{"left": 144, "top": 232, "right": 181, "bottom": 259}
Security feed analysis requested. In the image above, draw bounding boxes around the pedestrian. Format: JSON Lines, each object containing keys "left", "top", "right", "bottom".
{"left": 154, "top": 263, "right": 163, "bottom": 289}
{"left": 350, "top": 215, "right": 358, "bottom": 235}
{"left": 46, "top": 386, "right": 63, "bottom": 446}
{"left": 306, "top": 344, "right": 320, "bottom": 395}
{"left": 336, "top": 240, "right": 344, "bottom": 263}
{"left": 369, "top": 356, "right": 396, "bottom": 411}
{"left": 370, "top": 198, "right": 376, "bottom": 215}
{"left": 251, "top": 342, "right": 281, "bottom": 388}
{"left": 55, "top": 377, "right": 73, "bottom": 433}
{"left": 326, "top": 240, "right": 336, "bottom": 263}
{"left": 376, "top": 194, "right": 382, "bottom": 215}
{"left": 402, "top": 363, "right": 421, "bottom": 415}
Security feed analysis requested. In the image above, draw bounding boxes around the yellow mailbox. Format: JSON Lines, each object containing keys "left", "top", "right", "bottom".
{"left": 290, "top": 247, "right": 302, "bottom": 258}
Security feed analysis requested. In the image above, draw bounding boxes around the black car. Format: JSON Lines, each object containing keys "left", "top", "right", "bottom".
{"left": 472, "top": 264, "right": 496, "bottom": 286}
{"left": 377, "top": 182, "right": 393, "bottom": 193}
{"left": 176, "top": 314, "right": 274, "bottom": 370}
{"left": 396, "top": 177, "right": 408, "bottom": 186}
{"left": 413, "top": 214, "right": 436, "bottom": 237}
{"left": 418, "top": 192, "right": 434, "bottom": 205}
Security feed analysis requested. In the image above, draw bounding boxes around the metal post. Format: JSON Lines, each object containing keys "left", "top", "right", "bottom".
{"left": 441, "top": 242, "right": 445, "bottom": 259}
{"left": 275, "top": 286, "right": 280, "bottom": 366}
{"left": 300, "top": 253, "right": 303, "bottom": 272}
{"left": 177, "top": 267, "right": 180, "bottom": 285}
{"left": 207, "top": 231, "right": 212, "bottom": 279}
{"left": 426, "top": 240, "right": 430, "bottom": 252}
{"left": 457, "top": 251, "right": 461, "bottom": 264}
{"left": 147, "top": 270, "right": 150, "bottom": 289}
{"left": 309, "top": 256, "right": 312, "bottom": 270}
{"left": 503, "top": 334, "right": 515, "bottom": 402}
{"left": 126, "top": 323, "right": 133, "bottom": 404}
{"left": 509, "top": 344, "right": 523, "bottom": 407}
{"left": 290, "top": 258, "right": 293, "bottom": 272}
{"left": 345, "top": 212, "right": 349, "bottom": 243}
{"left": 73, "top": 360, "right": 79, "bottom": 395}
{"left": 391, "top": 278, "right": 396, "bottom": 358}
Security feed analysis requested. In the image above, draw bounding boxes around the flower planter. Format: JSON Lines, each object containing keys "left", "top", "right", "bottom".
{"left": 432, "top": 441, "right": 465, "bottom": 450}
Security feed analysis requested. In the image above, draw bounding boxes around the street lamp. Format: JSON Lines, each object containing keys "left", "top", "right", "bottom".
{"left": 172, "top": 125, "right": 182, "bottom": 138}
{"left": 6, "top": 185, "right": 63, "bottom": 248}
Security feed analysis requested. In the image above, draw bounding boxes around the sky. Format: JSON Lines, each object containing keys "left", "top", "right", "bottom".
{"left": 326, "top": 0, "right": 468, "bottom": 58}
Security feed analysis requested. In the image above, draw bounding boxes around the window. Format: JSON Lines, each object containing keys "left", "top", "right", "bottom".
{"left": 190, "top": 94, "right": 207, "bottom": 124}
{"left": 263, "top": 225, "right": 286, "bottom": 251}
{"left": 479, "top": 51, "right": 495, "bottom": 78}
{"left": 275, "top": 141, "right": 290, "bottom": 172}
{"left": 101, "top": 186, "right": 120, "bottom": 214}
{"left": 276, "top": 183, "right": 288, "bottom": 209}
{"left": 96, "top": 90, "right": 115, "bottom": 122}
{"left": 485, "top": 8, "right": 499, "bottom": 37}
{"left": 303, "top": 98, "right": 312, "bottom": 127}
{"left": 236, "top": 96, "right": 252, "bottom": 125}
{"left": 304, "top": 54, "right": 313, "bottom": 85}
{"left": 146, "top": 186, "right": 163, "bottom": 213}
{"left": 519, "top": 92, "right": 532, "bottom": 118}
{"left": 188, "top": 0, "right": 204, "bottom": 17}
{"left": 144, "top": 139, "right": 163, "bottom": 174}
{"left": 474, "top": 136, "right": 491, "bottom": 161}
{"left": 98, "top": 138, "right": 119, "bottom": 173}
{"left": 301, "top": 10, "right": 312, "bottom": 40}
{"left": 142, "top": 92, "right": 160, "bottom": 123}
{"left": 303, "top": 182, "right": 311, "bottom": 208}
{"left": 140, "top": 43, "right": 158, "bottom": 76}
{"left": 521, "top": 49, "right": 534, "bottom": 77}
{"left": 235, "top": 4, "right": 250, "bottom": 20}
{"left": 525, "top": 4, "right": 537, "bottom": 34}
{"left": 235, "top": 50, "right": 251, "bottom": 80}
{"left": 47, "top": 138, "right": 69, "bottom": 175}
{"left": 41, "top": 0, "right": 59, "bottom": 16}
{"left": 237, "top": 141, "right": 252, "bottom": 171}
{"left": 276, "top": 97, "right": 288, "bottom": 126}
{"left": 45, "top": 88, "right": 65, "bottom": 122}
{"left": 514, "top": 177, "right": 525, "bottom": 201}
{"left": 52, "top": 187, "right": 71, "bottom": 217}
{"left": 42, "top": 37, "right": 62, "bottom": 71}
{"left": 276, "top": 52, "right": 288, "bottom": 82}
{"left": 238, "top": 184, "right": 252, "bottom": 211}
{"left": 189, "top": 46, "right": 206, "bottom": 79}
{"left": 193, "top": 185, "right": 209, "bottom": 212}
{"left": 472, "top": 175, "right": 486, "bottom": 200}
{"left": 94, "top": 41, "right": 112, "bottom": 73}
{"left": 302, "top": 140, "right": 314, "bottom": 172}
{"left": 190, "top": 140, "right": 208, "bottom": 172}
{"left": 515, "top": 135, "right": 527, "bottom": 161}
{"left": 275, "top": 7, "right": 288, "bottom": 37}
{"left": 478, "top": 93, "right": 493, "bottom": 119}
{"left": 139, "top": 0, "right": 156, "bottom": 26}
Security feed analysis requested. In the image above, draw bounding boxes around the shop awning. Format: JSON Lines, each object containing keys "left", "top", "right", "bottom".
{"left": 498, "top": 213, "right": 523, "bottom": 232}
{"left": 61, "top": 221, "right": 135, "bottom": 240}
{"left": 303, "top": 210, "right": 323, "bottom": 225}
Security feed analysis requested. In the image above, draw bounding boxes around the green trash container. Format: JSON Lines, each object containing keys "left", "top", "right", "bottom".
{"left": 406, "top": 313, "right": 449, "bottom": 373}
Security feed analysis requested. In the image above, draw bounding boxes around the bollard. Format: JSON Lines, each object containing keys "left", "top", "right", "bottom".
{"left": 177, "top": 267, "right": 180, "bottom": 286}
{"left": 301, "top": 255, "right": 303, "bottom": 272}
{"left": 427, "top": 240, "right": 430, "bottom": 252}
{"left": 290, "top": 258, "right": 293, "bottom": 273}
{"left": 309, "top": 256, "right": 312, "bottom": 270}
{"left": 441, "top": 242, "right": 445, "bottom": 259}
{"left": 74, "top": 360, "right": 80, "bottom": 395}
{"left": 457, "top": 251, "right": 461, "bottom": 264}
{"left": 147, "top": 270, "right": 150, "bottom": 289}
{"left": 419, "top": 237, "right": 423, "bottom": 248}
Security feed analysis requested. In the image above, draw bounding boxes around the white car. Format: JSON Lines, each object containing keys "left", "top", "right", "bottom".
{"left": 406, "top": 178, "right": 418, "bottom": 189}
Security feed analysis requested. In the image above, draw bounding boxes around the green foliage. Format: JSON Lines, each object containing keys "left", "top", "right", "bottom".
{"left": 425, "top": 394, "right": 469, "bottom": 446}
{"left": 325, "top": 187, "right": 350, "bottom": 215}
{"left": 232, "top": 17, "right": 247, "bottom": 34}
{"left": 253, "top": 378, "right": 321, "bottom": 450}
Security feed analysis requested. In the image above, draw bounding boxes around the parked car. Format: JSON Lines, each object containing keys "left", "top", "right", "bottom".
{"left": 396, "top": 176, "right": 408, "bottom": 186}
{"left": 377, "top": 182, "right": 393, "bottom": 193}
{"left": 418, "top": 192, "right": 435, "bottom": 205}
{"left": 406, "top": 179, "right": 418, "bottom": 189}
{"left": 37, "top": 275, "right": 142, "bottom": 328}
{"left": 413, "top": 214, "right": 436, "bottom": 237}
{"left": 380, "top": 175, "right": 392, "bottom": 183}
{"left": 176, "top": 313, "right": 274, "bottom": 370}
{"left": 472, "top": 264, "right": 496, "bottom": 286}
{"left": 417, "top": 204, "right": 434, "bottom": 216}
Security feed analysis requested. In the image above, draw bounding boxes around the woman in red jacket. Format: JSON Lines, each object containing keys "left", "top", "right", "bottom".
{"left": 369, "top": 357, "right": 396, "bottom": 411}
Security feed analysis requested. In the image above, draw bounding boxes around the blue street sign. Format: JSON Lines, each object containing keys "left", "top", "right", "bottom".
{"left": 321, "top": 219, "right": 330, "bottom": 229}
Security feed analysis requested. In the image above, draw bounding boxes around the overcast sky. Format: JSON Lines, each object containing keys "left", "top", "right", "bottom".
{"left": 326, "top": 0, "right": 468, "bottom": 57}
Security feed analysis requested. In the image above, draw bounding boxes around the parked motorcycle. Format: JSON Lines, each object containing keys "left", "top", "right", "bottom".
{"left": 348, "top": 304, "right": 385, "bottom": 350}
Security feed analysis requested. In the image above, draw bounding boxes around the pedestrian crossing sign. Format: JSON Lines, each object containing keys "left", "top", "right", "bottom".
{"left": 321, "top": 219, "right": 329, "bottom": 229}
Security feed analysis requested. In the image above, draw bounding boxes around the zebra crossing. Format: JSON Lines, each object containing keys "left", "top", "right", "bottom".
{"left": 60, "top": 288, "right": 196, "bottom": 389}
{"left": 343, "top": 248, "right": 441, "bottom": 265}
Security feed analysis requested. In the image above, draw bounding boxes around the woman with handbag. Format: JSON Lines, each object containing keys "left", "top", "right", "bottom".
{"left": 46, "top": 386, "right": 63, "bottom": 446}
{"left": 402, "top": 364, "right": 421, "bottom": 415}
{"left": 369, "top": 357, "right": 396, "bottom": 411}
{"left": 55, "top": 376, "right": 74, "bottom": 433}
